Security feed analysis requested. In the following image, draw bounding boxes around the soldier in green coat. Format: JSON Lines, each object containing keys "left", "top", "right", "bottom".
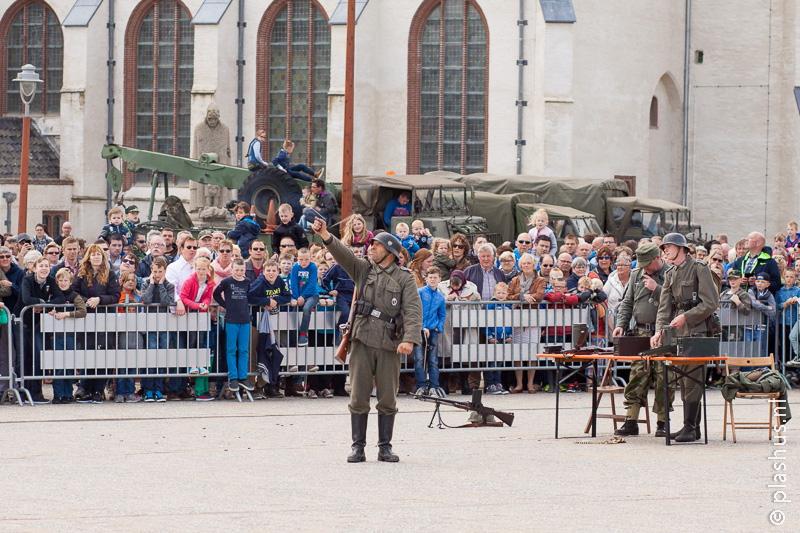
{"left": 612, "top": 242, "right": 674, "bottom": 437}
{"left": 651, "top": 233, "right": 720, "bottom": 442}
{"left": 312, "top": 217, "right": 423, "bottom": 463}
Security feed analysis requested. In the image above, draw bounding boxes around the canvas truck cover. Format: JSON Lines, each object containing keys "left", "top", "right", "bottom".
{"left": 451, "top": 174, "right": 629, "bottom": 228}
{"left": 466, "top": 191, "right": 540, "bottom": 241}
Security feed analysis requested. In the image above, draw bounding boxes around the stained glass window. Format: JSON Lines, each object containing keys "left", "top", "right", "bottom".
{"left": 131, "top": 0, "right": 194, "bottom": 184}
{"left": 413, "top": 0, "right": 487, "bottom": 174}
{"left": 3, "top": 1, "right": 62, "bottom": 115}
{"left": 262, "top": 0, "right": 330, "bottom": 168}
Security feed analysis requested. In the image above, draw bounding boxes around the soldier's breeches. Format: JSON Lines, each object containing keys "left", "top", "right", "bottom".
{"left": 677, "top": 364, "right": 705, "bottom": 403}
{"left": 623, "top": 360, "right": 675, "bottom": 421}
{"left": 348, "top": 339, "right": 402, "bottom": 416}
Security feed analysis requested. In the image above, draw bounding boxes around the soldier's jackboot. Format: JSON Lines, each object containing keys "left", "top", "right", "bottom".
{"left": 347, "top": 413, "right": 368, "bottom": 463}
{"left": 377, "top": 414, "right": 400, "bottom": 462}
{"left": 614, "top": 420, "right": 639, "bottom": 436}
{"left": 674, "top": 402, "right": 701, "bottom": 442}
{"left": 655, "top": 421, "right": 666, "bottom": 437}
{"left": 694, "top": 401, "right": 703, "bottom": 440}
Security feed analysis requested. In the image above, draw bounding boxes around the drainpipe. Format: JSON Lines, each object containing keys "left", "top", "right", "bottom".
{"left": 515, "top": 0, "right": 527, "bottom": 174}
{"left": 106, "top": 0, "right": 115, "bottom": 211}
{"left": 236, "top": 0, "right": 245, "bottom": 167}
{"left": 681, "top": 0, "right": 691, "bottom": 206}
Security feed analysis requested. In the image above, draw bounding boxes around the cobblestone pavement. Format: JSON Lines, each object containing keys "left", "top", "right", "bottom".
{"left": 0, "top": 389, "right": 797, "bottom": 531}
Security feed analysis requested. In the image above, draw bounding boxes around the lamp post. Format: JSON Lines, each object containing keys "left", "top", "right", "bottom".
{"left": 12, "top": 64, "right": 42, "bottom": 234}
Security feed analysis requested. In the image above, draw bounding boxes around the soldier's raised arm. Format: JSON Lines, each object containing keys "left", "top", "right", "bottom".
{"left": 314, "top": 218, "right": 369, "bottom": 286}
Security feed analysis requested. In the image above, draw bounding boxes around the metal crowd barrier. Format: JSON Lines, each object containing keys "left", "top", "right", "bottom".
{"left": 717, "top": 301, "right": 768, "bottom": 359}
{"left": 9, "top": 299, "right": 613, "bottom": 404}
{"left": 0, "top": 316, "right": 22, "bottom": 406}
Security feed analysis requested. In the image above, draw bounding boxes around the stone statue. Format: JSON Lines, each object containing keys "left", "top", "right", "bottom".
{"left": 190, "top": 102, "right": 234, "bottom": 222}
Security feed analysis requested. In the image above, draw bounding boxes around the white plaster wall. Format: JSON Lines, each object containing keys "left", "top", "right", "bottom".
{"left": 646, "top": 74, "right": 682, "bottom": 202}
{"left": 570, "top": 0, "right": 685, "bottom": 186}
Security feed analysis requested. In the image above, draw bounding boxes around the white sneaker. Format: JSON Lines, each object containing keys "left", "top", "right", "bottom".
{"left": 189, "top": 368, "right": 200, "bottom": 375}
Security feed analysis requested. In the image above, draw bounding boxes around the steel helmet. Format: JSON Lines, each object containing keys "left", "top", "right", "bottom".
{"left": 370, "top": 232, "right": 404, "bottom": 261}
{"left": 659, "top": 232, "right": 690, "bottom": 251}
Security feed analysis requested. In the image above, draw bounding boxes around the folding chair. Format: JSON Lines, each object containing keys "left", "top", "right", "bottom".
{"left": 723, "top": 353, "right": 782, "bottom": 442}
{"left": 585, "top": 358, "right": 650, "bottom": 434}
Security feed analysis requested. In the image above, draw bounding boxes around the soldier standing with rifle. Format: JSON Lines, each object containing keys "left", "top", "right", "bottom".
{"left": 650, "top": 233, "right": 720, "bottom": 442}
{"left": 312, "top": 218, "right": 422, "bottom": 463}
{"left": 612, "top": 243, "right": 675, "bottom": 437}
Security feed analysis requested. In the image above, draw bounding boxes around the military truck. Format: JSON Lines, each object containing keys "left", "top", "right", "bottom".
{"left": 453, "top": 173, "right": 703, "bottom": 243}
{"left": 352, "top": 174, "right": 494, "bottom": 243}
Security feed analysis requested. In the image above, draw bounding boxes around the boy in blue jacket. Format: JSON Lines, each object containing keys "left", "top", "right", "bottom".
{"left": 290, "top": 248, "right": 319, "bottom": 346}
{"left": 227, "top": 201, "right": 261, "bottom": 259}
{"left": 99, "top": 206, "right": 133, "bottom": 246}
{"left": 249, "top": 260, "right": 292, "bottom": 396}
{"left": 414, "top": 267, "right": 447, "bottom": 397}
{"left": 394, "top": 222, "right": 419, "bottom": 259}
{"left": 272, "top": 139, "right": 324, "bottom": 182}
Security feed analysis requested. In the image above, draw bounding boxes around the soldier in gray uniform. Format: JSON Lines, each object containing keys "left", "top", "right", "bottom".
{"left": 612, "top": 242, "right": 675, "bottom": 437}
{"left": 312, "top": 218, "right": 422, "bottom": 462}
{"left": 650, "top": 233, "right": 720, "bottom": 442}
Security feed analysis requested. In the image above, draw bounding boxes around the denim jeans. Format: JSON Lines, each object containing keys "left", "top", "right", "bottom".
{"left": 335, "top": 294, "right": 352, "bottom": 341}
{"left": 297, "top": 295, "right": 320, "bottom": 336}
{"left": 288, "top": 164, "right": 315, "bottom": 182}
{"left": 142, "top": 332, "right": 168, "bottom": 393}
{"left": 116, "top": 331, "right": 143, "bottom": 397}
{"left": 53, "top": 335, "right": 74, "bottom": 398}
{"left": 413, "top": 330, "right": 440, "bottom": 389}
{"left": 226, "top": 322, "right": 250, "bottom": 380}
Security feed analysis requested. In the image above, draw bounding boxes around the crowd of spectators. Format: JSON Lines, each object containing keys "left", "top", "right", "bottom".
{"left": 1, "top": 197, "right": 798, "bottom": 405}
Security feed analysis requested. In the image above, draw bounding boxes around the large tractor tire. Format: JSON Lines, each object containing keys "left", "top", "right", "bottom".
{"left": 237, "top": 168, "right": 303, "bottom": 223}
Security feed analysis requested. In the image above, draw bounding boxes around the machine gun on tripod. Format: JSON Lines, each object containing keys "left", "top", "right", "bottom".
{"left": 412, "top": 390, "right": 515, "bottom": 428}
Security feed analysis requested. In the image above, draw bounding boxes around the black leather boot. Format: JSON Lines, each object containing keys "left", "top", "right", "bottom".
{"left": 614, "top": 419, "right": 639, "bottom": 436}
{"left": 377, "top": 414, "right": 400, "bottom": 462}
{"left": 347, "top": 413, "right": 368, "bottom": 463}
{"left": 675, "top": 402, "right": 700, "bottom": 442}
{"left": 655, "top": 421, "right": 666, "bottom": 437}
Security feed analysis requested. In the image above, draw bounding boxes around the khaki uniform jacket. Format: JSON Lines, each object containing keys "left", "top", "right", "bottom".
{"left": 616, "top": 262, "right": 668, "bottom": 329}
{"left": 655, "top": 258, "right": 720, "bottom": 336}
{"left": 324, "top": 235, "right": 422, "bottom": 351}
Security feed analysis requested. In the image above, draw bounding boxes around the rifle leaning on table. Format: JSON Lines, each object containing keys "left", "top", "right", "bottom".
{"left": 412, "top": 390, "right": 515, "bottom": 428}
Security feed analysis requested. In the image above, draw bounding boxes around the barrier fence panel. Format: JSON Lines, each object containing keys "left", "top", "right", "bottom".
{"left": 775, "top": 305, "right": 798, "bottom": 371}
{"left": 12, "top": 298, "right": 616, "bottom": 402}
{"left": 717, "top": 302, "right": 766, "bottom": 359}
{"left": 0, "top": 317, "right": 22, "bottom": 405}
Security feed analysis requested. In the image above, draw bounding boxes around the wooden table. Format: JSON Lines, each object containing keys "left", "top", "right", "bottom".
{"left": 537, "top": 353, "right": 645, "bottom": 439}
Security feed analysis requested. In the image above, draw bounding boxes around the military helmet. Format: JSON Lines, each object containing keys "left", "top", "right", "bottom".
{"left": 659, "top": 232, "right": 690, "bottom": 251}
{"left": 370, "top": 232, "right": 403, "bottom": 261}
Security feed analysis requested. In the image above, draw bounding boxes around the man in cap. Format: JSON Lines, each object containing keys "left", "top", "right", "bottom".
{"left": 124, "top": 205, "right": 140, "bottom": 234}
{"left": 312, "top": 217, "right": 422, "bottom": 463}
{"left": 651, "top": 233, "right": 720, "bottom": 442}
{"left": 198, "top": 230, "right": 216, "bottom": 260}
{"left": 612, "top": 242, "right": 674, "bottom": 437}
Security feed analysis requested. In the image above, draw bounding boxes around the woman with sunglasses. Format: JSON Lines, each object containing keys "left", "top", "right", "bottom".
{"left": 590, "top": 246, "right": 615, "bottom": 284}
{"left": 43, "top": 243, "right": 61, "bottom": 268}
{"left": 119, "top": 253, "right": 144, "bottom": 290}
{"left": 450, "top": 233, "right": 476, "bottom": 272}
{"left": 211, "top": 238, "right": 235, "bottom": 279}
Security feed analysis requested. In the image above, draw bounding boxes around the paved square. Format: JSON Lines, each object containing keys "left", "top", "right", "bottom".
{"left": 0, "top": 389, "right": 797, "bottom": 531}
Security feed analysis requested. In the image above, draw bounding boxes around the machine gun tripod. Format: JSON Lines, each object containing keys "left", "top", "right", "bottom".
{"left": 412, "top": 390, "right": 514, "bottom": 429}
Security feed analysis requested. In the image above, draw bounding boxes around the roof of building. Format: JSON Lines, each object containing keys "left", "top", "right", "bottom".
{"left": 0, "top": 117, "right": 60, "bottom": 181}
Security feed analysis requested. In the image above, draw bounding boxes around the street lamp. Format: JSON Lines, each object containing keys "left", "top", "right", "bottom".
{"left": 12, "top": 64, "right": 42, "bottom": 234}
